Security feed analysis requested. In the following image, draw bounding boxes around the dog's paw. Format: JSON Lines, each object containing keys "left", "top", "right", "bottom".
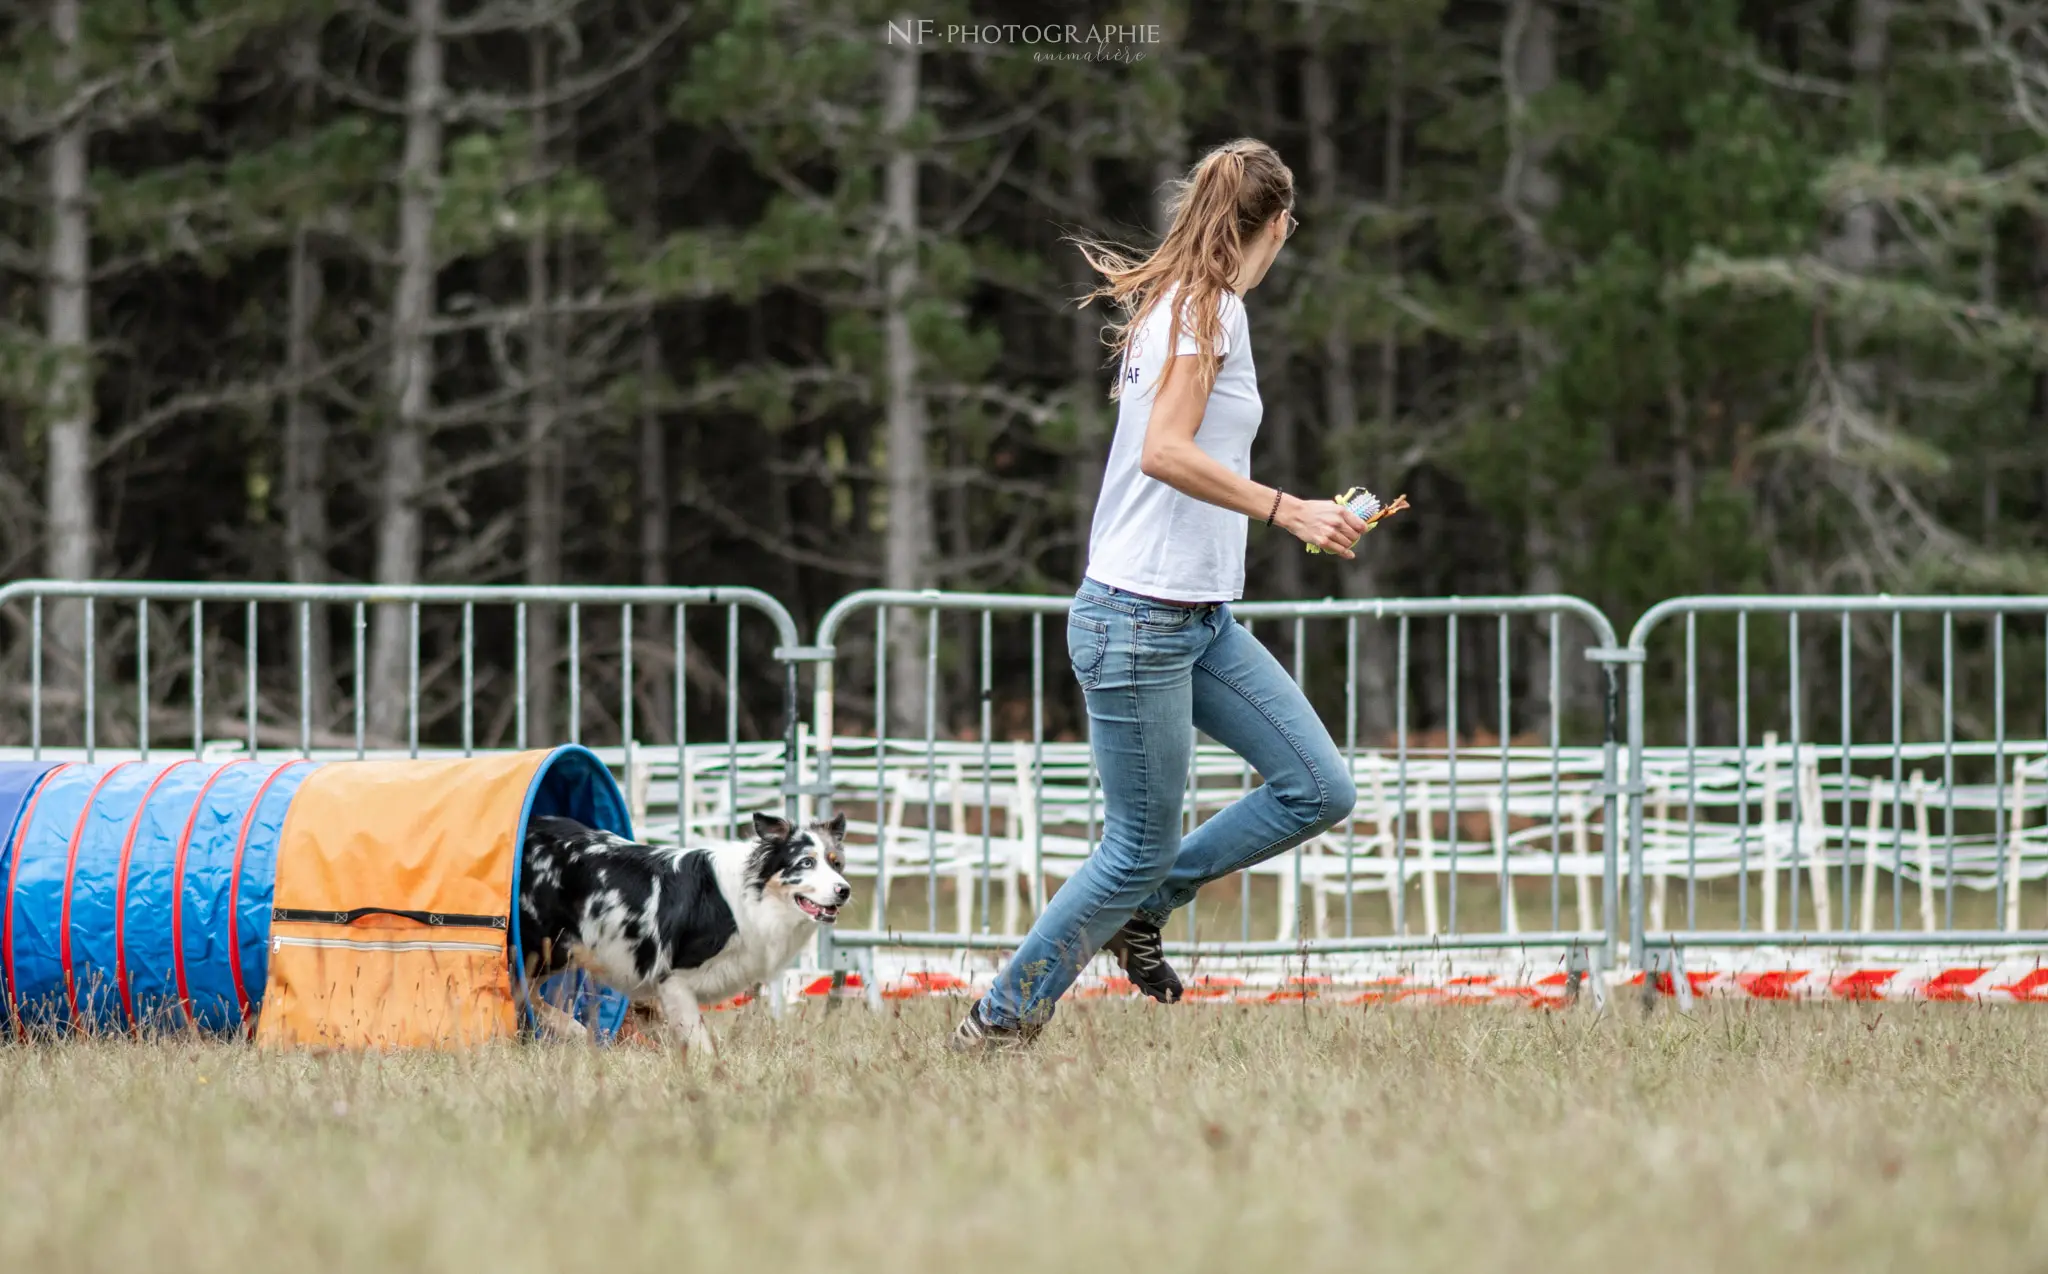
{"left": 531, "top": 1000, "right": 592, "bottom": 1043}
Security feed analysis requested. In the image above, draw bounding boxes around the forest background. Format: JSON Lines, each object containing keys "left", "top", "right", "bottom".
{"left": 4, "top": 0, "right": 2045, "bottom": 749}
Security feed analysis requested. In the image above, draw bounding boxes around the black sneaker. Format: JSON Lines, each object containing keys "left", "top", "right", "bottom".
{"left": 1102, "top": 919, "right": 1184, "bottom": 1003}
{"left": 946, "top": 998, "right": 1039, "bottom": 1054}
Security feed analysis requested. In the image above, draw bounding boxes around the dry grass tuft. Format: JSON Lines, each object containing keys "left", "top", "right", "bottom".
{"left": 4, "top": 1000, "right": 2046, "bottom": 1272}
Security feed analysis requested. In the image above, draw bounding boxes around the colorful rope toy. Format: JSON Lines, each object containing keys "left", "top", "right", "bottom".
{"left": 1305, "top": 486, "right": 1410, "bottom": 554}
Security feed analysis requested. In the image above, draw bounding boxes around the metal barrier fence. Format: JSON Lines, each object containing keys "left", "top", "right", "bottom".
{"left": 809, "top": 589, "right": 1624, "bottom": 979}
{"left": 1624, "top": 596, "right": 2048, "bottom": 988}
{"left": 16, "top": 578, "right": 2048, "bottom": 999}
{"left": 0, "top": 580, "right": 806, "bottom": 841}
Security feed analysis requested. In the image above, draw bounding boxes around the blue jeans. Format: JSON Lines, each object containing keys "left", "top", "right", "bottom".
{"left": 981, "top": 578, "right": 1358, "bottom": 1029}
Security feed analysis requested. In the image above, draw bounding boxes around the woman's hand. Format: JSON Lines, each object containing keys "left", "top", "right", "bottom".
{"left": 1136, "top": 354, "right": 1373, "bottom": 562}
{"left": 1278, "top": 494, "right": 1370, "bottom": 558}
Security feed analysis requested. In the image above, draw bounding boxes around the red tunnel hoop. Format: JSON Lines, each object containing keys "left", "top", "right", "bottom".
{"left": 227, "top": 760, "right": 313, "bottom": 1025}
{"left": 58, "top": 762, "right": 137, "bottom": 1027}
{"left": 168, "top": 760, "right": 255, "bottom": 1031}
{"left": 112, "top": 760, "right": 197, "bottom": 1030}
{"left": 3, "top": 763, "right": 72, "bottom": 1037}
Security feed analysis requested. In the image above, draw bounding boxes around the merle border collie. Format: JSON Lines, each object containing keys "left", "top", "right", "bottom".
{"left": 517, "top": 811, "right": 851, "bottom": 1055}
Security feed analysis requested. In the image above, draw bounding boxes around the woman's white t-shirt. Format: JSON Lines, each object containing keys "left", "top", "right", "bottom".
{"left": 1084, "top": 287, "right": 1262, "bottom": 603}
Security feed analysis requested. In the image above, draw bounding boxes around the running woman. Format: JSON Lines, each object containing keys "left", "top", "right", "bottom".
{"left": 951, "top": 138, "right": 1367, "bottom": 1051}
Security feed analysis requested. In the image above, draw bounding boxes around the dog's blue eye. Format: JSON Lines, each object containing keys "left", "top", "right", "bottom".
{"left": 798, "top": 858, "right": 813, "bottom": 870}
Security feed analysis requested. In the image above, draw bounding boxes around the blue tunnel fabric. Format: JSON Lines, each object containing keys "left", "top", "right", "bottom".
{"left": 0, "top": 759, "right": 315, "bottom": 1036}
{"left": 0, "top": 761, "right": 62, "bottom": 1028}
{"left": 515, "top": 745, "right": 635, "bottom": 1041}
{"left": 4, "top": 762, "right": 115, "bottom": 1031}
{"left": 2, "top": 748, "right": 637, "bottom": 1042}
{"left": 176, "top": 761, "right": 317, "bottom": 1032}
{"left": 0, "top": 764, "right": 58, "bottom": 848}
{"left": 61, "top": 761, "right": 165, "bottom": 1030}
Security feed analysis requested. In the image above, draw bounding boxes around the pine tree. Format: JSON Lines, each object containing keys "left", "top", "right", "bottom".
{"left": 660, "top": 0, "right": 1014, "bottom": 732}
{"left": 1684, "top": 0, "right": 2048, "bottom": 592}
{"left": 2, "top": 0, "right": 306, "bottom": 739}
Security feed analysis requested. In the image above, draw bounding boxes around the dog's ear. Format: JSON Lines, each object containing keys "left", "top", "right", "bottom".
{"left": 825, "top": 811, "right": 847, "bottom": 841}
{"left": 752, "top": 812, "right": 793, "bottom": 842}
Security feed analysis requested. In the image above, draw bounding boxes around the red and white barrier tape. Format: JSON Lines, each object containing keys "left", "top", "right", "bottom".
{"left": 703, "top": 952, "right": 2048, "bottom": 1009}
{"left": 716, "top": 964, "right": 1588, "bottom": 1009}
{"left": 1629, "top": 962, "right": 2048, "bottom": 1003}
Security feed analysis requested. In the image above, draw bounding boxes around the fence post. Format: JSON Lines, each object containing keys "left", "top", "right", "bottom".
{"left": 1627, "top": 649, "right": 1648, "bottom": 984}
{"left": 772, "top": 636, "right": 844, "bottom": 995}
{"left": 1618, "top": 610, "right": 1660, "bottom": 1007}
{"left": 1585, "top": 641, "right": 1640, "bottom": 977}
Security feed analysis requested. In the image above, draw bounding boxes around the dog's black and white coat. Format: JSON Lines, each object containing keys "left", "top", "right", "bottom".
{"left": 518, "top": 811, "right": 851, "bottom": 1054}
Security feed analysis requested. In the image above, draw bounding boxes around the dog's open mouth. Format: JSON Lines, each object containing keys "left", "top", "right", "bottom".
{"left": 796, "top": 897, "right": 841, "bottom": 923}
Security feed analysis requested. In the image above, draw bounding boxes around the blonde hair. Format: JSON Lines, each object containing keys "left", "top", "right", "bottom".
{"left": 1074, "top": 138, "right": 1295, "bottom": 401}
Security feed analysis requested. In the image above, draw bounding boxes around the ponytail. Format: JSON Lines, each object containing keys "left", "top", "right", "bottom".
{"left": 1071, "top": 139, "right": 1294, "bottom": 402}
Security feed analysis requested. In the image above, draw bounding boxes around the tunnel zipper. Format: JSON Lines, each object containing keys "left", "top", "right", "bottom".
{"left": 270, "top": 934, "right": 502, "bottom": 955}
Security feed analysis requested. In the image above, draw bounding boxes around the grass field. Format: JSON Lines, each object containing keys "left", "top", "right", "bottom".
{"left": 5, "top": 999, "right": 2047, "bottom": 1273}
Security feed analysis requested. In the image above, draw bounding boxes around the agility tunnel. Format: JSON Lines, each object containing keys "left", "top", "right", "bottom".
{"left": 0, "top": 746, "right": 631, "bottom": 1048}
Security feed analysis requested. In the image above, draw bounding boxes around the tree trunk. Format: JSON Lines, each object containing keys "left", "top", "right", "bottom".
{"left": 282, "top": 225, "right": 333, "bottom": 725}
{"left": 1305, "top": 30, "right": 1396, "bottom": 734}
{"left": 1504, "top": 0, "right": 1570, "bottom": 733}
{"left": 43, "top": 0, "right": 93, "bottom": 721}
{"left": 1503, "top": 0, "right": 1561, "bottom": 289}
{"left": 0, "top": 402, "right": 27, "bottom": 575}
{"left": 1841, "top": 0, "right": 1890, "bottom": 263}
{"left": 1266, "top": 393, "right": 1305, "bottom": 608}
{"left": 740, "top": 305, "right": 804, "bottom": 627}
{"left": 636, "top": 318, "right": 671, "bottom": 729}
{"left": 523, "top": 32, "right": 564, "bottom": 744}
{"left": 368, "top": 0, "right": 443, "bottom": 744}
{"left": 1371, "top": 56, "right": 1407, "bottom": 737}
{"left": 636, "top": 333, "right": 667, "bottom": 595}
{"left": 1070, "top": 295, "right": 1106, "bottom": 580}
{"left": 1668, "top": 377, "right": 1695, "bottom": 529}
{"left": 881, "top": 21, "right": 933, "bottom": 736}
{"left": 1068, "top": 117, "right": 1107, "bottom": 579}
{"left": 1375, "top": 45, "right": 1404, "bottom": 448}
{"left": 1826, "top": 0, "right": 1890, "bottom": 406}
{"left": 847, "top": 417, "right": 872, "bottom": 555}
{"left": 946, "top": 427, "right": 974, "bottom": 723}
{"left": 1147, "top": 0, "right": 1187, "bottom": 235}
{"left": 630, "top": 67, "right": 671, "bottom": 742}
{"left": 2035, "top": 217, "right": 2048, "bottom": 519}
{"left": 1255, "top": 40, "right": 1304, "bottom": 610}
{"left": 1815, "top": 0, "right": 1891, "bottom": 586}
{"left": 1302, "top": 40, "right": 1357, "bottom": 477}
